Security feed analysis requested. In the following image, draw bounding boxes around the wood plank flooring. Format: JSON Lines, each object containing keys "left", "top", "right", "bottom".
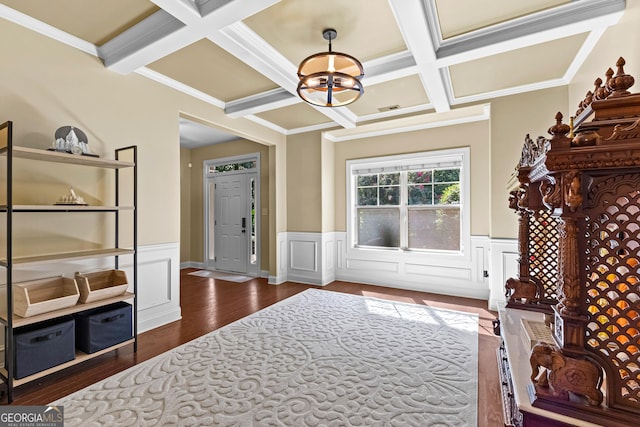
{"left": 3, "top": 268, "right": 504, "bottom": 426}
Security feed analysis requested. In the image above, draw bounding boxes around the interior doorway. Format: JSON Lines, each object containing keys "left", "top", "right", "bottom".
{"left": 204, "top": 154, "right": 259, "bottom": 276}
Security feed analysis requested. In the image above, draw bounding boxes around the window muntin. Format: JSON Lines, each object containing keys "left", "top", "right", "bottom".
{"left": 349, "top": 150, "right": 466, "bottom": 253}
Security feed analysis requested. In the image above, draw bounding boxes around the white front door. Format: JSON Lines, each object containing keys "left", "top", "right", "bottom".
{"left": 214, "top": 173, "right": 248, "bottom": 273}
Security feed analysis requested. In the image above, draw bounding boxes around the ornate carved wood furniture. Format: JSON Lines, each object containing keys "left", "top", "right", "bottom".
{"left": 506, "top": 133, "right": 560, "bottom": 312}
{"left": 499, "top": 57, "right": 640, "bottom": 427}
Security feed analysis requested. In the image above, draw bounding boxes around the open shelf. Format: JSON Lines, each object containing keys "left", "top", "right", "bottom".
{"left": 1, "top": 146, "right": 134, "bottom": 169}
{"left": 0, "top": 339, "right": 135, "bottom": 387}
{"left": 0, "top": 292, "right": 134, "bottom": 328}
{"left": 0, "top": 205, "right": 134, "bottom": 212}
{"left": 2, "top": 248, "right": 134, "bottom": 266}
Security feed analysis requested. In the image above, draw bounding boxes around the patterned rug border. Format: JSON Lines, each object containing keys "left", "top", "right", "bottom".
{"left": 53, "top": 288, "right": 480, "bottom": 426}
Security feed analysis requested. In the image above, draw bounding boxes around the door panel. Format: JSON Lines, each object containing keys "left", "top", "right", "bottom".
{"left": 214, "top": 173, "right": 247, "bottom": 273}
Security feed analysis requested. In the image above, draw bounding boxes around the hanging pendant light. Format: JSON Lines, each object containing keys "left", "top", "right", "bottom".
{"left": 297, "top": 29, "right": 364, "bottom": 107}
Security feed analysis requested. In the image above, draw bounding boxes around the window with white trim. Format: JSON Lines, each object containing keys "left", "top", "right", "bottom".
{"left": 348, "top": 148, "right": 469, "bottom": 253}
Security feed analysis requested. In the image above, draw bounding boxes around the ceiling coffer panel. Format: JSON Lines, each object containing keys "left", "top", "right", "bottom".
{"left": 449, "top": 32, "right": 588, "bottom": 98}
{"left": 434, "top": 0, "right": 570, "bottom": 39}
{"left": 148, "top": 39, "right": 279, "bottom": 102}
{"left": 1, "top": 0, "right": 159, "bottom": 45}
{"left": 244, "top": 0, "right": 407, "bottom": 65}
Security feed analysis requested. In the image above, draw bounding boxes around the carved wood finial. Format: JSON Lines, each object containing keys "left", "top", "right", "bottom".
{"left": 593, "top": 77, "right": 607, "bottom": 101}
{"left": 607, "top": 57, "right": 634, "bottom": 97}
{"left": 549, "top": 112, "right": 570, "bottom": 136}
{"left": 548, "top": 112, "right": 571, "bottom": 149}
{"left": 604, "top": 67, "right": 614, "bottom": 92}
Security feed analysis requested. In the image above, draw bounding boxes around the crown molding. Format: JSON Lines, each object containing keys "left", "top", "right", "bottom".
{"left": 136, "top": 67, "right": 225, "bottom": 109}
{"left": 324, "top": 104, "right": 490, "bottom": 142}
{"left": 0, "top": 4, "right": 98, "bottom": 56}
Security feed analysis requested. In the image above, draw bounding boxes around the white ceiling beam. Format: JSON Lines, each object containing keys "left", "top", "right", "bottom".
{"left": 100, "top": 0, "right": 280, "bottom": 74}
{"left": 225, "top": 89, "right": 299, "bottom": 118}
{"left": 361, "top": 50, "right": 417, "bottom": 86}
{"left": 388, "top": 0, "right": 451, "bottom": 112}
{"left": 149, "top": 0, "right": 202, "bottom": 24}
{"left": 434, "top": 0, "right": 625, "bottom": 67}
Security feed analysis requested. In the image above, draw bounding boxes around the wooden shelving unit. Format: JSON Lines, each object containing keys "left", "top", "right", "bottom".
{"left": 0, "top": 121, "right": 138, "bottom": 402}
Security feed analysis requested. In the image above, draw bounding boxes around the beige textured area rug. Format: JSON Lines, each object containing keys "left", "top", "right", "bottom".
{"left": 53, "top": 289, "right": 479, "bottom": 426}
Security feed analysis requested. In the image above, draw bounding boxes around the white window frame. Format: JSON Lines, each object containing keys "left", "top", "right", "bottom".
{"left": 346, "top": 147, "right": 471, "bottom": 263}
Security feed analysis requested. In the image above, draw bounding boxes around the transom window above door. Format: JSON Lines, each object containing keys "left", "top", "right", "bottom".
{"left": 206, "top": 160, "right": 256, "bottom": 175}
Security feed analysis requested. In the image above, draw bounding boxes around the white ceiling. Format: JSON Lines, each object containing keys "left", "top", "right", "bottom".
{"left": 0, "top": 0, "right": 627, "bottom": 147}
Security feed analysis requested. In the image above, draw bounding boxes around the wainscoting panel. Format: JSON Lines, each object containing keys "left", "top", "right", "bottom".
{"left": 489, "top": 238, "right": 519, "bottom": 311}
{"left": 131, "top": 243, "right": 181, "bottom": 333}
{"left": 404, "top": 263, "right": 472, "bottom": 280}
{"left": 268, "top": 232, "right": 288, "bottom": 284}
{"left": 322, "top": 233, "right": 336, "bottom": 284}
{"left": 336, "top": 234, "right": 490, "bottom": 300}
{"left": 269, "top": 233, "right": 518, "bottom": 305}
{"left": 346, "top": 258, "right": 399, "bottom": 273}
{"left": 289, "top": 240, "right": 317, "bottom": 272}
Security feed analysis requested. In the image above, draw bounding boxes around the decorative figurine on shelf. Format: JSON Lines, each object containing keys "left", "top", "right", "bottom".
{"left": 55, "top": 188, "right": 88, "bottom": 206}
{"left": 50, "top": 126, "right": 98, "bottom": 157}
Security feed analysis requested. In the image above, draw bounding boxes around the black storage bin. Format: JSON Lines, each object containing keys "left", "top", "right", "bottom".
{"left": 13, "top": 318, "right": 75, "bottom": 379}
{"left": 75, "top": 302, "right": 132, "bottom": 354}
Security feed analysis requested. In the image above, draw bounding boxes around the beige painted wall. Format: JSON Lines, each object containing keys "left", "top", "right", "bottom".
{"left": 333, "top": 120, "right": 491, "bottom": 236}
{"left": 321, "top": 137, "right": 336, "bottom": 232}
{"left": 569, "top": 2, "right": 640, "bottom": 115}
{"left": 0, "top": 18, "right": 282, "bottom": 257}
{"left": 488, "top": 86, "right": 568, "bottom": 239}
{"left": 286, "top": 132, "right": 323, "bottom": 232}
{"left": 186, "top": 139, "right": 270, "bottom": 271}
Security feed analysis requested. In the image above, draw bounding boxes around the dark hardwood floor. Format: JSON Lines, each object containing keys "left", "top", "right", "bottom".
{"left": 3, "top": 268, "right": 504, "bottom": 426}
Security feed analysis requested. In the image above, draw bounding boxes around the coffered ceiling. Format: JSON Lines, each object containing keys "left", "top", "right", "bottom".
{"left": 0, "top": 0, "right": 627, "bottom": 146}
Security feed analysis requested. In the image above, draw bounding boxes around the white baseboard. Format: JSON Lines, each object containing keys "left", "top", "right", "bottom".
{"left": 180, "top": 261, "right": 205, "bottom": 269}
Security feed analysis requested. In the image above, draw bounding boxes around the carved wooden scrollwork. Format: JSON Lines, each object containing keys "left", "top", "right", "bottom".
{"left": 557, "top": 217, "right": 582, "bottom": 317}
{"left": 508, "top": 189, "right": 519, "bottom": 211}
{"left": 564, "top": 171, "right": 583, "bottom": 213}
{"left": 540, "top": 177, "right": 561, "bottom": 210}
{"left": 519, "top": 134, "right": 548, "bottom": 167}
{"left": 605, "top": 118, "right": 640, "bottom": 142}
{"left": 517, "top": 183, "right": 529, "bottom": 210}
